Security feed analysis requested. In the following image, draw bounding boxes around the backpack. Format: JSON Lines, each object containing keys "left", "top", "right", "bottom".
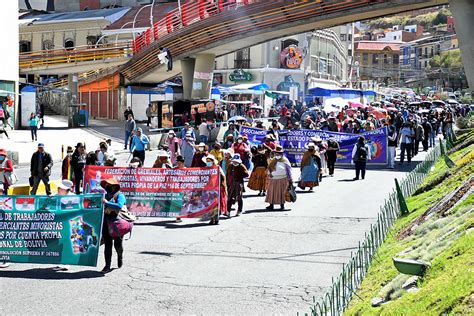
{"left": 355, "top": 144, "right": 368, "bottom": 161}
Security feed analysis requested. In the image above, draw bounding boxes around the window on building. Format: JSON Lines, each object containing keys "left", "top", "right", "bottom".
{"left": 319, "top": 59, "right": 327, "bottom": 75}
{"left": 328, "top": 60, "right": 333, "bottom": 76}
{"left": 348, "top": 49, "right": 352, "bottom": 57}
{"left": 373, "top": 54, "right": 378, "bottom": 64}
{"left": 64, "top": 39, "right": 75, "bottom": 50}
{"left": 87, "top": 35, "right": 98, "bottom": 47}
{"left": 42, "top": 40, "right": 54, "bottom": 50}
{"left": 348, "top": 34, "right": 352, "bottom": 41}
{"left": 234, "top": 47, "right": 250, "bottom": 69}
{"left": 384, "top": 54, "right": 388, "bottom": 64}
{"left": 393, "top": 54, "right": 399, "bottom": 64}
{"left": 424, "top": 60, "right": 428, "bottom": 68}
{"left": 424, "top": 47, "right": 428, "bottom": 56}
{"left": 340, "top": 34, "right": 347, "bottom": 41}
{"left": 19, "top": 41, "right": 31, "bottom": 53}
{"left": 362, "top": 53, "right": 368, "bottom": 64}
{"left": 430, "top": 47, "right": 434, "bottom": 57}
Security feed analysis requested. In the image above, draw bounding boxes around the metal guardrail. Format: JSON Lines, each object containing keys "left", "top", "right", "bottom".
{"left": 19, "top": 43, "right": 132, "bottom": 70}
{"left": 303, "top": 134, "right": 455, "bottom": 316}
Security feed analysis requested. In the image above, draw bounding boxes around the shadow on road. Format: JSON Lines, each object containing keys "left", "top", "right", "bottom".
{"left": 139, "top": 251, "right": 173, "bottom": 257}
{"left": 244, "top": 208, "right": 292, "bottom": 214}
{"left": 338, "top": 179, "right": 357, "bottom": 182}
{"left": 0, "top": 268, "right": 104, "bottom": 280}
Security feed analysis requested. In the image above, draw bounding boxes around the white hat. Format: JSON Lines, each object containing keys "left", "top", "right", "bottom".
{"left": 311, "top": 135, "right": 322, "bottom": 142}
{"left": 157, "top": 150, "right": 169, "bottom": 157}
{"left": 168, "top": 130, "right": 176, "bottom": 136}
{"left": 57, "top": 180, "right": 73, "bottom": 191}
{"left": 305, "top": 142, "right": 316, "bottom": 149}
{"left": 231, "top": 154, "right": 242, "bottom": 164}
{"left": 202, "top": 154, "right": 218, "bottom": 165}
{"left": 196, "top": 142, "right": 206, "bottom": 148}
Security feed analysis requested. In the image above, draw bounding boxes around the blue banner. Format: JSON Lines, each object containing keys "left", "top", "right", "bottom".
{"left": 240, "top": 127, "right": 388, "bottom": 165}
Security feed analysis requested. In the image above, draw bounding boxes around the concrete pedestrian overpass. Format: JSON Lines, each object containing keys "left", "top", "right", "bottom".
{"left": 21, "top": 0, "right": 474, "bottom": 96}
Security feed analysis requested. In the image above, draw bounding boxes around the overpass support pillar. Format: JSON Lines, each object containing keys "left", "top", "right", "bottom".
{"left": 191, "top": 53, "right": 216, "bottom": 100}
{"left": 181, "top": 58, "right": 196, "bottom": 100}
{"left": 67, "top": 74, "right": 78, "bottom": 128}
{"left": 450, "top": 0, "right": 474, "bottom": 88}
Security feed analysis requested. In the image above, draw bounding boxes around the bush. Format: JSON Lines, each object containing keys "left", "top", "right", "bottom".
{"left": 456, "top": 117, "right": 473, "bottom": 129}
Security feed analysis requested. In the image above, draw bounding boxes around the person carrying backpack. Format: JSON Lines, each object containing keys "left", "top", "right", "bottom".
{"left": 352, "top": 136, "right": 371, "bottom": 180}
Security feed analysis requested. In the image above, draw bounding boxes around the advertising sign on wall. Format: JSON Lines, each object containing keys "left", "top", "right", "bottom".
{"left": 280, "top": 45, "right": 303, "bottom": 69}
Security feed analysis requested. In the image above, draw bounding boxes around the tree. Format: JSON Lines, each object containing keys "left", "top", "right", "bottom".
{"left": 432, "top": 7, "right": 452, "bottom": 25}
{"left": 430, "top": 50, "right": 463, "bottom": 70}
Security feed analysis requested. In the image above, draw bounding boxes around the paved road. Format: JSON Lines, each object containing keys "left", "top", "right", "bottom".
{"left": 1, "top": 145, "right": 428, "bottom": 314}
{"left": 2, "top": 115, "right": 430, "bottom": 314}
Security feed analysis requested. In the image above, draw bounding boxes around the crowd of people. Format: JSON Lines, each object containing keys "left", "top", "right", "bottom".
{"left": 0, "top": 93, "right": 470, "bottom": 273}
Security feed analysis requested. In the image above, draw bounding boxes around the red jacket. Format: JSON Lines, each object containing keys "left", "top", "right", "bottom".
{"left": 1, "top": 159, "right": 14, "bottom": 191}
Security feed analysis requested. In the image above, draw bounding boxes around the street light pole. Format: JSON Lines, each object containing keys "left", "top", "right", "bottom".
{"left": 149, "top": 0, "right": 156, "bottom": 27}
{"left": 133, "top": 4, "right": 152, "bottom": 40}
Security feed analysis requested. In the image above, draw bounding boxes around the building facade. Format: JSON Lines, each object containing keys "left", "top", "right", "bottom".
{"left": 214, "top": 27, "right": 348, "bottom": 98}
{"left": 354, "top": 41, "right": 401, "bottom": 86}
{"left": 1, "top": 1, "right": 19, "bottom": 128}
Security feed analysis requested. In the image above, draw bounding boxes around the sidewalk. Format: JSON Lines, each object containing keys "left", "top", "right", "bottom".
{"left": 2, "top": 116, "right": 128, "bottom": 165}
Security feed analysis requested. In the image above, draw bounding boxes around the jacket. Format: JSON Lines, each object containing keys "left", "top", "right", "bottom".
{"left": 30, "top": 151, "right": 53, "bottom": 177}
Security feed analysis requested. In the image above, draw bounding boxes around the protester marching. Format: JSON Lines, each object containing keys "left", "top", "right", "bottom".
{"left": 0, "top": 92, "right": 470, "bottom": 275}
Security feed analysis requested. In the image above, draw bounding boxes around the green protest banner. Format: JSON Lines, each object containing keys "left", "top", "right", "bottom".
{"left": 0, "top": 194, "right": 103, "bottom": 267}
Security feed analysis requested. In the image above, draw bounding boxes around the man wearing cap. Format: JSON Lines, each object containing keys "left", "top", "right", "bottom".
{"left": 180, "top": 122, "right": 195, "bottom": 140}
{"left": 71, "top": 143, "right": 86, "bottom": 195}
{"left": 124, "top": 114, "right": 136, "bottom": 150}
{"left": 30, "top": 143, "right": 53, "bottom": 196}
{"left": 130, "top": 127, "right": 150, "bottom": 164}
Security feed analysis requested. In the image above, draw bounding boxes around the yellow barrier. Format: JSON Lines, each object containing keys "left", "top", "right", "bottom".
{"left": 8, "top": 180, "right": 61, "bottom": 196}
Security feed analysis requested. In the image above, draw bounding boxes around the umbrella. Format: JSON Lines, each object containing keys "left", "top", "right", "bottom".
{"left": 369, "top": 111, "right": 386, "bottom": 120}
{"left": 249, "top": 105, "right": 263, "bottom": 110}
{"left": 349, "top": 102, "right": 364, "bottom": 108}
{"left": 386, "top": 107, "right": 398, "bottom": 112}
{"left": 418, "top": 109, "right": 430, "bottom": 114}
{"left": 228, "top": 116, "right": 248, "bottom": 122}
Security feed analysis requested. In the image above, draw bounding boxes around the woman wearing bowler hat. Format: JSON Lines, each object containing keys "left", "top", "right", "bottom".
{"left": 101, "top": 178, "right": 127, "bottom": 273}
{"left": 266, "top": 146, "right": 293, "bottom": 210}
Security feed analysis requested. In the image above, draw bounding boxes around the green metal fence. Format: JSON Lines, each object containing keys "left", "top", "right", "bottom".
{"left": 304, "top": 137, "right": 454, "bottom": 316}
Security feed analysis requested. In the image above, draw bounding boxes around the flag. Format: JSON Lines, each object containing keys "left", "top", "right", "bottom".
{"left": 15, "top": 197, "right": 36, "bottom": 211}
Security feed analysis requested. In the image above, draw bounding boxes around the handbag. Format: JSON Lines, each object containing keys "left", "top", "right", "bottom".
{"left": 107, "top": 217, "right": 133, "bottom": 238}
{"left": 4, "top": 171, "right": 18, "bottom": 185}
{"left": 285, "top": 181, "right": 297, "bottom": 203}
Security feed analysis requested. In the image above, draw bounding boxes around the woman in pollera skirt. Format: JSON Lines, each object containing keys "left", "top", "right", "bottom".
{"left": 265, "top": 146, "right": 293, "bottom": 210}
{"left": 298, "top": 142, "right": 320, "bottom": 191}
{"left": 248, "top": 145, "right": 268, "bottom": 196}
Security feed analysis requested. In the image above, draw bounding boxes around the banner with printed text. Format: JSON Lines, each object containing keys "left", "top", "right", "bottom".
{"left": 0, "top": 194, "right": 103, "bottom": 266}
{"left": 83, "top": 166, "right": 220, "bottom": 218}
{"left": 240, "top": 126, "right": 388, "bottom": 165}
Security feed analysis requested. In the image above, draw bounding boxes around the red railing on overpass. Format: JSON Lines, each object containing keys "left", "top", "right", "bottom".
{"left": 132, "top": 0, "right": 255, "bottom": 54}
{"left": 124, "top": 0, "right": 389, "bottom": 80}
